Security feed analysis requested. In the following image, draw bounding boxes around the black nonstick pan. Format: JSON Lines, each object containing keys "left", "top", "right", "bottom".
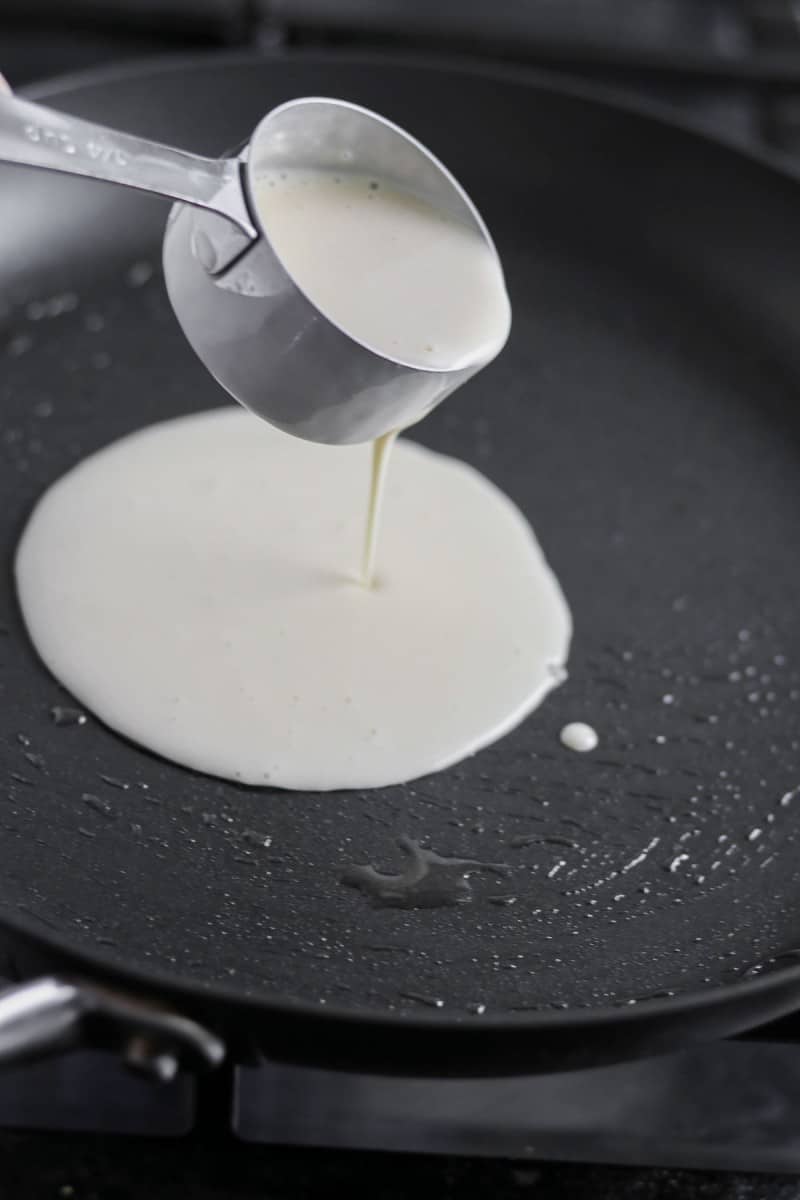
{"left": 2, "top": 51, "right": 800, "bottom": 1078}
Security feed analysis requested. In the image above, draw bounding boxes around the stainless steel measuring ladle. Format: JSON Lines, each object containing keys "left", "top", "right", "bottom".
{"left": 0, "top": 90, "right": 509, "bottom": 443}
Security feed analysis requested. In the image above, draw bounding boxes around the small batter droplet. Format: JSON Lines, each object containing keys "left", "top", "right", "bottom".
{"left": 560, "top": 722, "right": 598, "bottom": 753}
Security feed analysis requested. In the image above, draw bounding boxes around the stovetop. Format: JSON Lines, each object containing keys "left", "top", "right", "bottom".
{"left": 5, "top": 14, "right": 800, "bottom": 1199}
{"left": 5, "top": 1037, "right": 800, "bottom": 1171}
{"left": 8, "top": 1046, "right": 800, "bottom": 1199}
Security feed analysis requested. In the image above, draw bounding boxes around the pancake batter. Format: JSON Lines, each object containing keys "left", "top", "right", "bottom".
{"left": 16, "top": 408, "right": 571, "bottom": 790}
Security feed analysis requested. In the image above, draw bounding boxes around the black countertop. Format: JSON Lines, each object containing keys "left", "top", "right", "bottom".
{"left": 0, "top": 1132, "right": 794, "bottom": 1200}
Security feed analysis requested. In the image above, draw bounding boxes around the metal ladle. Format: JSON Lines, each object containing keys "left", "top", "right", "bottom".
{"left": 0, "top": 90, "right": 508, "bottom": 444}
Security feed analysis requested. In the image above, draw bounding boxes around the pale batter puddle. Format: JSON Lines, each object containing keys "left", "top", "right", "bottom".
{"left": 16, "top": 408, "right": 571, "bottom": 790}
{"left": 15, "top": 162, "right": 572, "bottom": 791}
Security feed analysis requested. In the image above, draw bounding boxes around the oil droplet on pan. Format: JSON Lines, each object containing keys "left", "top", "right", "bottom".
{"left": 50, "top": 705, "right": 87, "bottom": 727}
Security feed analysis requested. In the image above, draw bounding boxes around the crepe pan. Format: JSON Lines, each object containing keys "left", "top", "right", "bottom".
{"left": 1, "top": 50, "right": 800, "bottom": 1078}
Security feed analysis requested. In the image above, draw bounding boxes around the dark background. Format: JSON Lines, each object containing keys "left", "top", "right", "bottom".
{"left": 4, "top": 2, "right": 800, "bottom": 1197}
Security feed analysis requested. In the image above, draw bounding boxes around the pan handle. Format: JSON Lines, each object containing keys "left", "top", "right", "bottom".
{"left": 0, "top": 977, "right": 224, "bottom": 1080}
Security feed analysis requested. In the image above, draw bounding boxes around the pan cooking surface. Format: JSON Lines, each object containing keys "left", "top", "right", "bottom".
{"left": 1, "top": 57, "right": 800, "bottom": 1018}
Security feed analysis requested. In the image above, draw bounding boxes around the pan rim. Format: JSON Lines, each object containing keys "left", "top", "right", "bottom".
{"left": 7, "top": 46, "right": 800, "bottom": 1044}
{"left": 6, "top": 895, "right": 800, "bottom": 1039}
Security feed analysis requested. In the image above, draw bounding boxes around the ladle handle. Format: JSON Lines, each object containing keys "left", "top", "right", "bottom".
{"left": 0, "top": 93, "right": 257, "bottom": 242}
